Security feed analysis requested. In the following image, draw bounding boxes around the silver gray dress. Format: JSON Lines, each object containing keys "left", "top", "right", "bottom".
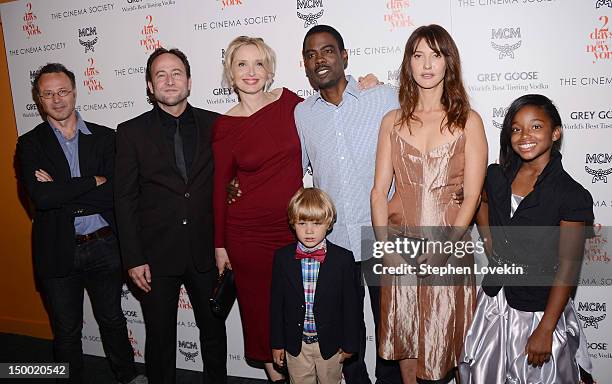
{"left": 459, "top": 195, "right": 592, "bottom": 384}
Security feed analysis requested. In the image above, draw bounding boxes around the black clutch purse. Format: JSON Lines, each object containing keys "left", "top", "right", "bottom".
{"left": 209, "top": 269, "right": 236, "bottom": 319}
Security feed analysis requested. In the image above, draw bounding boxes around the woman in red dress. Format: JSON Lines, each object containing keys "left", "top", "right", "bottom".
{"left": 212, "top": 36, "right": 303, "bottom": 381}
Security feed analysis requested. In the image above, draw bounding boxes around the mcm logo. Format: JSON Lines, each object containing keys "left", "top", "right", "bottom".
{"left": 80, "top": 38, "right": 98, "bottom": 53}
{"left": 578, "top": 312, "right": 606, "bottom": 328}
{"left": 491, "top": 41, "right": 522, "bottom": 59}
{"left": 297, "top": 9, "right": 324, "bottom": 28}
{"left": 179, "top": 349, "right": 199, "bottom": 362}
{"left": 596, "top": 0, "right": 612, "bottom": 8}
{"left": 78, "top": 27, "right": 98, "bottom": 53}
{"left": 585, "top": 153, "right": 612, "bottom": 183}
{"left": 29, "top": 69, "right": 39, "bottom": 84}
{"left": 585, "top": 166, "right": 612, "bottom": 183}
{"left": 121, "top": 286, "right": 131, "bottom": 300}
{"left": 492, "top": 106, "right": 507, "bottom": 130}
{"left": 491, "top": 27, "right": 522, "bottom": 59}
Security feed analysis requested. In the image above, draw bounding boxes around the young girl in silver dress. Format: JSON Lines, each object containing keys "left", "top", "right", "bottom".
{"left": 460, "top": 94, "right": 595, "bottom": 384}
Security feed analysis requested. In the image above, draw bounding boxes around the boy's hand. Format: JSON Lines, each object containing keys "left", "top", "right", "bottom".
{"left": 226, "top": 177, "right": 242, "bottom": 204}
{"left": 338, "top": 349, "right": 353, "bottom": 363}
{"left": 272, "top": 349, "right": 285, "bottom": 367}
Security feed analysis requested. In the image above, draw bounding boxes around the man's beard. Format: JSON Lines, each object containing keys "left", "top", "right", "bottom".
{"left": 155, "top": 89, "right": 190, "bottom": 107}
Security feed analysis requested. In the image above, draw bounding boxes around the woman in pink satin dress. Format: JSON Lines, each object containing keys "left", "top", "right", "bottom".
{"left": 371, "top": 24, "right": 487, "bottom": 384}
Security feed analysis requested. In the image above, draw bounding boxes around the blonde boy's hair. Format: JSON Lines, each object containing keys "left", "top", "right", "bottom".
{"left": 222, "top": 36, "right": 276, "bottom": 91}
{"left": 287, "top": 188, "right": 336, "bottom": 229}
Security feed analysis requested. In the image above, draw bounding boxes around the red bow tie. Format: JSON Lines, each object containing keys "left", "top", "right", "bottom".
{"left": 295, "top": 247, "right": 326, "bottom": 263}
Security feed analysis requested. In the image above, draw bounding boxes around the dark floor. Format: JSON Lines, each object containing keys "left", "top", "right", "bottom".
{"left": 0, "top": 333, "right": 267, "bottom": 384}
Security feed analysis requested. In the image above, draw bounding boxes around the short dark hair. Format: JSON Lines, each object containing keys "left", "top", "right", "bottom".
{"left": 302, "top": 24, "right": 345, "bottom": 54}
{"left": 500, "top": 94, "right": 563, "bottom": 169}
{"left": 32, "top": 63, "right": 76, "bottom": 95}
{"left": 145, "top": 47, "right": 191, "bottom": 104}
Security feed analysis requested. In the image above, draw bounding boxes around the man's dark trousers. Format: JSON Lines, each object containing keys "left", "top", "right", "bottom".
{"left": 41, "top": 233, "right": 136, "bottom": 384}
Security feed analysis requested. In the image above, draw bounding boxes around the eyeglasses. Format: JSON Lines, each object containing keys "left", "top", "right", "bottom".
{"left": 39, "top": 89, "right": 73, "bottom": 99}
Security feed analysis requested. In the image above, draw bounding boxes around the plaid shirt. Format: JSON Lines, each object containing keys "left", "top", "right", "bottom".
{"left": 298, "top": 240, "right": 326, "bottom": 334}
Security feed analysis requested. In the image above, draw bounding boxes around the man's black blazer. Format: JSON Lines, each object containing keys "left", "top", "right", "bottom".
{"left": 114, "top": 106, "right": 219, "bottom": 276}
{"left": 16, "top": 121, "right": 115, "bottom": 279}
{"left": 270, "top": 241, "right": 360, "bottom": 359}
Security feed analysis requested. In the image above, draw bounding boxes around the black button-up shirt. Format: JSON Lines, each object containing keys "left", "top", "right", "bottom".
{"left": 157, "top": 103, "right": 197, "bottom": 177}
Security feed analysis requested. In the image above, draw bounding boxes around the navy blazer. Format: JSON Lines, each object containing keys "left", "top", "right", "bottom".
{"left": 270, "top": 241, "right": 360, "bottom": 359}
{"left": 17, "top": 120, "right": 116, "bottom": 278}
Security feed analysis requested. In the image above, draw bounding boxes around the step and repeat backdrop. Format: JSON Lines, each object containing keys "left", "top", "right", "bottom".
{"left": 1, "top": 0, "right": 611, "bottom": 380}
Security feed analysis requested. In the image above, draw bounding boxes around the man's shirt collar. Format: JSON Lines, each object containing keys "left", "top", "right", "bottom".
{"left": 311, "top": 75, "right": 360, "bottom": 109}
{"left": 48, "top": 111, "right": 91, "bottom": 137}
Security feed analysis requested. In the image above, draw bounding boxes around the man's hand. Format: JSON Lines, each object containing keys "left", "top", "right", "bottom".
{"left": 35, "top": 169, "right": 53, "bottom": 182}
{"left": 94, "top": 176, "right": 107, "bottom": 186}
{"left": 357, "top": 74, "right": 383, "bottom": 89}
{"left": 338, "top": 349, "right": 353, "bottom": 363}
{"left": 215, "top": 248, "right": 232, "bottom": 275}
{"left": 272, "top": 349, "right": 285, "bottom": 367}
{"left": 128, "top": 264, "right": 152, "bottom": 293}
{"left": 226, "top": 177, "right": 241, "bottom": 204}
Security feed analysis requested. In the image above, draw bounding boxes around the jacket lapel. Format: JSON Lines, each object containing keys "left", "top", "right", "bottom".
{"left": 37, "top": 123, "right": 71, "bottom": 181}
{"left": 287, "top": 253, "right": 306, "bottom": 302}
{"left": 78, "top": 129, "right": 94, "bottom": 176}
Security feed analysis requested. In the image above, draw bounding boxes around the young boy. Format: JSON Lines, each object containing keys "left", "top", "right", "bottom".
{"left": 270, "top": 188, "right": 360, "bottom": 384}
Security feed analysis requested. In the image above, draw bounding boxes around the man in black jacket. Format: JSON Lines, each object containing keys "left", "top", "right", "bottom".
{"left": 16, "top": 63, "right": 144, "bottom": 384}
{"left": 114, "top": 48, "right": 226, "bottom": 384}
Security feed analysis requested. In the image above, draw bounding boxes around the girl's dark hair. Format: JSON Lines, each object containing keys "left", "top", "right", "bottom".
{"left": 499, "top": 94, "right": 563, "bottom": 169}
{"left": 397, "top": 24, "right": 470, "bottom": 134}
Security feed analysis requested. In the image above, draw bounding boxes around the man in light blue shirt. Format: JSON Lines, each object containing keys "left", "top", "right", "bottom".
{"left": 294, "top": 25, "right": 401, "bottom": 384}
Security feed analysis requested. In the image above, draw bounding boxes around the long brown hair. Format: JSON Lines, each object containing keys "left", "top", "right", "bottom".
{"left": 397, "top": 24, "right": 470, "bottom": 134}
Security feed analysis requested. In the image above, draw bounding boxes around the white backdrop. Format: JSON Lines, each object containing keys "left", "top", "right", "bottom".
{"left": 1, "top": 0, "right": 611, "bottom": 381}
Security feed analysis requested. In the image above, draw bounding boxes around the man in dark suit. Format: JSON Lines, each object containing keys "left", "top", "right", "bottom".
{"left": 114, "top": 48, "right": 226, "bottom": 384}
{"left": 16, "top": 63, "right": 144, "bottom": 384}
